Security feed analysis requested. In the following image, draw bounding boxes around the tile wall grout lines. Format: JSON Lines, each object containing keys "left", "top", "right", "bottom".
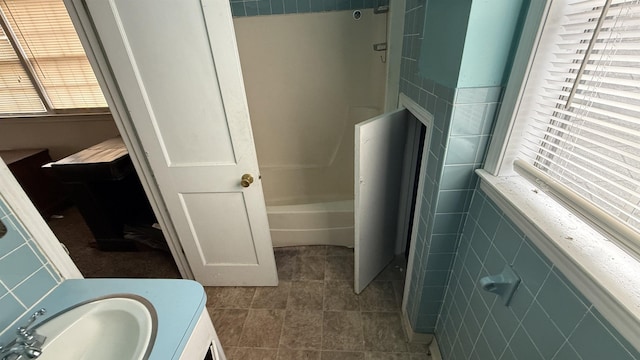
{"left": 8, "top": 264, "right": 47, "bottom": 294}
{"left": 444, "top": 216, "right": 477, "bottom": 353}
{"left": 583, "top": 304, "right": 637, "bottom": 359}
{"left": 556, "top": 306, "right": 593, "bottom": 360}
{"left": 5, "top": 215, "right": 29, "bottom": 241}
{"left": 519, "top": 270, "right": 564, "bottom": 359}
{"left": 0, "top": 291, "right": 27, "bottom": 336}
{"left": 25, "top": 240, "right": 48, "bottom": 267}
{"left": 42, "top": 262, "right": 62, "bottom": 285}
{"left": 275, "top": 282, "right": 292, "bottom": 358}
{"left": 0, "top": 241, "right": 27, "bottom": 262}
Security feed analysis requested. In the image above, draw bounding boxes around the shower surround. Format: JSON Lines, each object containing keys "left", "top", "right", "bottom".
{"left": 234, "top": 9, "right": 387, "bottom": 246}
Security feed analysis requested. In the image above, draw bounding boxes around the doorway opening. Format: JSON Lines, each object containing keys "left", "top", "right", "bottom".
{"left": 405, "top": 116, "right": 427, "bottom": 261}
{"left": 41, "top": 137, "right": 180, "bottom": 278}
{"left": 354, "top": 94, "right": 433, "bottom": 296}
{"left": 0, "top": 133, "right": 182, "bottom": 279}
{"left": 0, "top": 116, "right": 182, "bottom": 279}
{"left": 392, "top": 95, "right": 434, "bottom": 334}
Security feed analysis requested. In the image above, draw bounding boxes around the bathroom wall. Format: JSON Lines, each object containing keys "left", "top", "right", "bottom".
{"left": 233, "top": 9, "right": 386, "bottom": 204}
{"left": 417, "top": 0, "right": 525, "bottom": 89}
{"left": 402, "top": 1, "right": 640, "bottom": 359}
{"left": 0, "top": 113, "right": 120, "bottom": 160}
{"left": 404, "top": 83, "right": 500, "bottom": 332}
{"left": 436, "top": 189, "right": 640, "bottom": 359}
{"left": 0, "top": 194, "right": 61, "bottom": 335}
{"left": 401, "top": 0, "right": 522, "bottom": 333}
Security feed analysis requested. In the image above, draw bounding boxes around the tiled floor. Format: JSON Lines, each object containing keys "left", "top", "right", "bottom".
{"left": 206, "top": 246, "right": 432, "bottom": 360}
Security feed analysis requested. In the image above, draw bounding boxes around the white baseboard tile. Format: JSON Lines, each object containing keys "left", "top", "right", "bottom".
{"left": 401, "top": 310, "right": 434, "bottom": 344}
{"left": 429, "top": 338, "right": 442, "bottom": 360}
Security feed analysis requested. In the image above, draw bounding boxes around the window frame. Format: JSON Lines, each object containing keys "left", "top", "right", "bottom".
{"left": 481, "top": 0, "right": 640, "bottom": 353}
{"left": 484, "top": 0, "right": 552, "bottom": 175}
{"left": 0, "top": 1, "right": 109, "bottom": 117}
{"left": 489, "top": 0, "right": 640, "bottom": 257}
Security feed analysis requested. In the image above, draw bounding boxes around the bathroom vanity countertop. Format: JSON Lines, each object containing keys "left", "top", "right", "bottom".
{"left": 5, "top": 279, "right": 206, "bottom": 360}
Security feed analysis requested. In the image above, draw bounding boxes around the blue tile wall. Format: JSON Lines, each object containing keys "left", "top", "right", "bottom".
{"left": 229, "top": 0, "right": 386, "bottom": 16}
{"left": 0, "top": 195, "right": 61, "bottom": 335}
{"left": 400, "top": 0, "right": 503, "bottom": 333}
{"left": 436, "top": 189, "right": 640, "bottom": 360}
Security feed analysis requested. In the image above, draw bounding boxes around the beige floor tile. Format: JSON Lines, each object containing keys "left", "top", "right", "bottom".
{"left": 392, "top": 281, "right": 405, "bottom": 308}
{"left": 326, "top": 246, "right": 354, "bottom": 256}
{"left": 206, "top": 247, "right": 431, "bottom": 360}
{"left": 406, "top": 342, "right": 430, "bottom": 353}
{"left": 208, "top": 308, "right": 248, "bottom": 348}
{"left": 206, "top": 286, "right": 256, "bottom": 309}
{"left": 221, "top": 347, "right": 237, "bottom": 359}
{"left": 280, "top": 310, "right": 323, "bottom": 350}
{"left": 359, "top": 281, "right": 398, "bottom": 311}
{"left": 376, "top": 258, "right": 407, "bottom": 281}
{"left": 277, "top": 349, "right": 322, "bottom": 360}
{"left": 321, "top": 351, "right": 365, "bottom": 360}
{"left": 324, "top": 280, "right": 359, "bottom": 311}
{"left": 364, "top": 352, "right": 411, "bottom": 360}
{"left": 296, "top": 246, "right": 327, "bottom": 257}
{"left": 409, "top": 353, "right": 431, "bottom": 360}
{"left": 288, "top": 281, "right": 324, "bottom": 310}
{"left": 252, "top": 281, "right": 291, "bottom": 309}
{"left": 325, "top": 256, "right": 354, "bottom": 281}
{"left": 322, "top": 311, "right": 364, "bottom": 351}
{"left": 231, "top": 347, "right": 278, "bottom": 360}
{"left": 238, "top": 309, "right": 285, "bottom": 348}
{"left": 294, "top": 255, "right": 326, "bottom": 281}
{"left": 276, "top": 249, "right": 297, "bottom": 281}
{"left": 361, "top": 312, "right": 408, "bottom": 352}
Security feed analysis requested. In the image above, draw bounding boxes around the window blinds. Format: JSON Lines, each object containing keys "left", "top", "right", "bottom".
{"left": 515, "top": 0, "right": 640, "bottom": 255}
{"left": 0, "top": 24, "right": 44, "bottom": 113}
{"left": 0, "top": 0, "right": 106, "bottom": 114}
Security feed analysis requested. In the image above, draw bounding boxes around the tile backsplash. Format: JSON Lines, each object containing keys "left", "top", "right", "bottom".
{"left": 0, "top": 195, "right": 60, "bottom": 335}
{"left": 229, "top": 0, "right": 385, "bottom": 17}
{"left": 436, "top": 189, "right": 640, "bottom": 360}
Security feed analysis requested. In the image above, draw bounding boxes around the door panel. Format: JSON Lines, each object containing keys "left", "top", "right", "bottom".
{"left": 82, "top": 0, "right": 277, "bottom": 285}
{"left": 179, "top": 192, "right": 258, "bottom": 265}
{"left": 355, "top": 108, "right": 408, "bottom": 294}
{"left": 108, "top": 1, "right": 235, "bottom": 166}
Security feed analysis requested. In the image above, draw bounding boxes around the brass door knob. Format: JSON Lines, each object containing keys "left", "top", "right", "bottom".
{"left": 241, "top": 174, "right": 254, "bottom": 188}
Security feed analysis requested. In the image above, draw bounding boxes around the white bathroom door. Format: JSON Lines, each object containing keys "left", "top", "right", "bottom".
{"left": 79, "top": 0, "right": 278, "bottom": 286}
{"left": 355, "top": 109, "right": 409, "bottom": 293}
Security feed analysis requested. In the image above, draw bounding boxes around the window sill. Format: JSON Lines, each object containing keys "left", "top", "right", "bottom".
{"left": 0, "top": 111, "right": 112, "bottom": 123}
{"left": 476, "top": 169, "right": 640, "bottom": 353}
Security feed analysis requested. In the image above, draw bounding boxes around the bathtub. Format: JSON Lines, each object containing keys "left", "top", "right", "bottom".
{"left": 235, "top": 12, "right": 385, "bottom": 249}
{"left": 258, "top": 105, "right": 381, "bottom": 248}
{"left": 267, "top": 200, "right": 354, "bottom": 248}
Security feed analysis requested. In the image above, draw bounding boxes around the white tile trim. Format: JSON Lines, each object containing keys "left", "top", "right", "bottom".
{"left": 401, "top": 308, "right": 435, "bottom": 344}
{"left": 477, "top": 170, "right": 640, "bottom": 354}
{"left": 429, "top": 337, "right": 443, "bottom": 360}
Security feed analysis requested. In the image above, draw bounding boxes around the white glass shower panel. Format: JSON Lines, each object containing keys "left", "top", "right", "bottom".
{"left": 113, "top": 0, "right": 235, "bottom": 166}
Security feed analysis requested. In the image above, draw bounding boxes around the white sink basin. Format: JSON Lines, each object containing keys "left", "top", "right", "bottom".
{"left": 35, "top": 296, "right": 156, "bottom": 360}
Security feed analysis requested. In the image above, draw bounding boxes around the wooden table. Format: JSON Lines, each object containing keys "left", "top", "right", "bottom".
{"left": 44, "top": 137, "right": 159, "bottom": 251}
